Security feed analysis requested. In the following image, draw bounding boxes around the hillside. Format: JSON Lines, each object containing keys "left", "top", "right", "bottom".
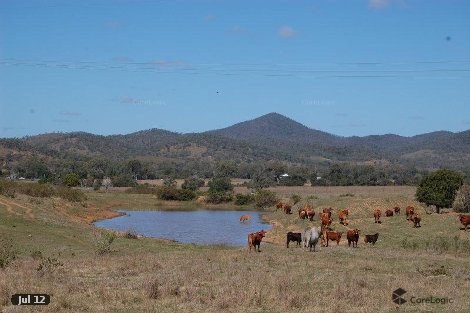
{"left": 1, "top": 113, "right": 469, "bottom": 177}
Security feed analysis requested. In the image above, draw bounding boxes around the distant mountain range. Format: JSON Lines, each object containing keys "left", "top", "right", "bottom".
{"left": 1, "top": 112, "right": 469, "bottom": 172}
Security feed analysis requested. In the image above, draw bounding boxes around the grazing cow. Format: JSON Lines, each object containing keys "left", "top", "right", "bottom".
{"left": 459, "top": 214, "right": 470, "bottom": 231}
{"left": 286, "top": 232, "right": 302, "bottom": 248}
{"left": 411, "top": 213, "right": 421, "bottom": 228}
{"left": 320, "top": 212, "right": 333, "bottom": 227}
{"left": 393, "top": 206, "right": 401, "bottom": 214}
{"left": 405, "top": 206, "right": 415, "bottom": 220}
{"left": 305, "top": 205, "right": 316, "bottom": 221}
{"left": 299, "top": 209, "right": 307, "bottom": 219}
{"left": 347, "top": 229, "right": 360, "bottom": 247}
{"left": 373, "top": 209, "right": 382, "bottom": 223}
{"left": 307, "top": 227, "right": 321, "bottom": 252}
{"left": 326, "top": 231, "right": 342, "bottom": 247}
{"left": 364, "top": 233, "right": 379, "bottom": 245}
{"left": 322, "top": 208, "right": 333, "bottom": 218}
{"left": 385, "top": 209, "right": 394, "bottom": 217}
{"left": 248, "top": 230, "right": 266, "bottom": 252}
{"left": 283, "top": 204, "right": 292, "bottom": 214}
{"left": 276, "top": 201, "right": 285, "bottom": 209}
{"left": 239, "top": 214, "right": 252, "bottom": 223}
{"left": 320, "top": 225, "right": 330, "bottom": 247}
{"left": 338, "top": 210, "right": 348, "bottom": 225}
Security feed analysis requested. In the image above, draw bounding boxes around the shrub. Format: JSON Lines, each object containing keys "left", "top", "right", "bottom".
{"left": 453, "top": 185, "right": 470, "bottom": 213}
{"left": 0, "top": 179, "right": 16, "bottom": 198}
{"left": 95, "top": 232, "right": 116, "bottom": 255}
{"left": 156, "top": 186, "right": 195, "bottom": 201}
{"left": 123, "top": 229, "right": 138, "bottom": 239}
{"left": 208, "top": 177, "right": 233, "bottom": 193}
{"left": 291, "top": 194, "right": 301, "bottom": 205}
{"left": 63, "top": 173, "right": 80, "bottom": 187}
{"left": 0, "top": 239, "right": 17, "bottom": 269}
{"left": 17, "top": 183, "right": 55, "bottom": 198}
{"left": 93, "top": 179, "right": 102, "bottom": 191}
{"left": 254, "top": 190, "right": 278, "bottom": 208}
{"left": 181, "top": 176, "right": 205, "bottom": 191}
{"left": 205, "top": 192, "right": 233, "bottom": 204}
{"left": 234, "top": 193, "right": 255, "bottom": 205}
{"left": 111, "top": 174, "right": 137, "bottom": 187}
{"left": 126, "top": 184, "right": 157, "bottom": 195}
{"left": 56, "top": 187, "right": 87, "bottom": 202}
{"left": 278, "top": 175, "right": 307, "bottom": 186}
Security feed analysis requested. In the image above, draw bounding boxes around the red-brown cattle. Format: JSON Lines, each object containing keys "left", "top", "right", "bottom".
{"left": 305, "top": 205, "right": 315, "bottom": 221}
{"left": 248, "top": 230, "right": 267, "bottom": 252}
{"left": 322, "top": 207, "right": 333, "bottom": 218}
{"left": 239, "top": 214, "right": 252, "bottom": 222}
{"left": 411, "top": 213, "right": 421, "bottom": 228}
{"left": 405, "top": 206, "right": 415, "bottom": 220}
{"left": 298, "top": 209, "right": 307, "bottom": 219}
{"left": 385, "top": 209, "right": 394, "bottom": 217}
{"left": 373, "top": 209, "right": 382, "bottom": 223}
{"left": 338, "top": 210, "right": 348, "bottom": 225}
{"left": 276, "top": 201, "right": 285, "bottom": 209}
{"left": 459, "top": 214, "right": 470, "bottom": 231}
{"left": 283, "top": 204, "right": 292, "bottom": 214}
{"left": 347, "top": 229, "right": 360, "bottom": 247}
{"left": 364, "top": 233, "right": 379, "bottom": 245}
{"left": 325, "top": 231, "right": 342, "bottom": 247}
{"left": 393, "top": 206, "right": 401, "bottom": 214}
{"left": 320, "top": 212, "right": 332, "bottom": 227}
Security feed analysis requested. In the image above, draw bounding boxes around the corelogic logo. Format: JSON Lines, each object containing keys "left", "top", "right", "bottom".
{"left": 392, "top": 288, "right": 407, "bottom": 305}
{"left": 392, "top": 288, "right": 454, "bottom": 306}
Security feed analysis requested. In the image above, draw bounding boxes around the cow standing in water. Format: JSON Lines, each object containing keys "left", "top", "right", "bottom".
{"left": 239, "top": 214, "right": 252, "bottom": 223}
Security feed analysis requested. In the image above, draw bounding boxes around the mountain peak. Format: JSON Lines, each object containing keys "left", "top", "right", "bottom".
{"left": 207, "top": 112, "right": 339, "bottom": 144}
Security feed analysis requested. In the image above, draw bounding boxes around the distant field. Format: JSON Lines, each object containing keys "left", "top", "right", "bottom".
{"left": 1, "top": 186, "right": 469, "bottom": 312}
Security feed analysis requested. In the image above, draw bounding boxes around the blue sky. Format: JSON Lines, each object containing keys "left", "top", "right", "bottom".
{"left": 1, "top": 0, "right": 469, "bottom": 138}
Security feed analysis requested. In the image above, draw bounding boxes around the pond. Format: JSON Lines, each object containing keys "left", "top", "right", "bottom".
{"left": 94, "top": 210, "right": 272, "bottom": 246}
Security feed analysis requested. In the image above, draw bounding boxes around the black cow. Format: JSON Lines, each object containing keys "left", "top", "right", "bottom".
{"left": 286, "top": 232, "right": 302, "bottom": 248}
{"left": 364, "top": 233, "right": 379, "bottom": 245}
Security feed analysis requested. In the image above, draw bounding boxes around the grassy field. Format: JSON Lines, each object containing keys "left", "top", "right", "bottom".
{"left": 1, "top": 186, "right": 469, "bottom": 312}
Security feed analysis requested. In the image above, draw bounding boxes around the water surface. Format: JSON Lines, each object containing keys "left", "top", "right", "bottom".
{"left": 94, "top": 210, "right": 271, "bottom": 246}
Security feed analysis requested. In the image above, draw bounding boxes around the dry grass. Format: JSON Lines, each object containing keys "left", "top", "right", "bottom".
{"left": 1, "top": 186, "right": 469, "bottom": 312}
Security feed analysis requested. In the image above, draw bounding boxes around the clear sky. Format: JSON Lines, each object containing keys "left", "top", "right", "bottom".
{"left": 1, "top": 0, "right": 469, "bottom": 138}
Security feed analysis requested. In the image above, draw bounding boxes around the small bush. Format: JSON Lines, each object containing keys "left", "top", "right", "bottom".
{"left": 0, "top": 239, "right": 17, "bottom": 269}
{"left": 93, "top": 179, "right": 102, "bottom": 191}
{"left": 126, "top": 184, "right": 157, "bottom": 195}
{"left": 234, "top": 193, "right": 255, "bottom": 205}
{"left": 254, "top": 190, "right": 278, "bottom": 208}
{"left": 56, "top": 187, "right": 87, "bottom": 202}
{"left": 0, "top": 179, "right": 16, "bottom": 198}
{"left": 156, "top": 186, "right": 195, "bottom": 201}
{"left": 36, "top": 256, "right": 63, "bottom": 277}
{"left": 95, "top": 232, "right": 116, "bottom": 255}
{"left": 205, "top": 192, "right": 233, "bottom": 204}
{"left": 291, "top": 194, "right": 301, "bottom": 205}
{"left": 111, "top": 174, "right": 138, "bottom": 187}
{"left": 339, "top": 193, "right": 355, "bottom": 197}
{"left": 18, "top": 183, "right": 55, "bottom": 198}
{"left": 453, "top": 184, "right": 470, "bottom": 213}
{"left": 181, "top": 177, "right": 205, "bottom": 191}
{"left": 123, "top": 229, "right": 138, "bottom": 239}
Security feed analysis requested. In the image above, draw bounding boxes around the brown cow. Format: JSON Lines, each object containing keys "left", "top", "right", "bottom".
{"left": 276, "top": 201, "right": 285, "bottom": 209}
{"left": 320, "top": 212, "right": 332, "bottom": 227}
{"left": 298, "top": 209, "right": 307, "bottom": 219}
{"left": 373, "top": 209, "right": 382, "bottom": 223}
{"left": 248, "top": 230, "right": 267, "bottom": 252}
{"left": 239, "top": 214, "right": 252, "bottom": 223}
{"left": 322, "top": 208, "right": 333, "bottom": 218}
{"left": 338, "top": 209, "right": 348, "bottom": 225}
{"left": 364, "top": 233, "right": 379, "bottom": 245}
{"left": 326, "top": 231, "right": 342, "bottom": 247}
{"left": 393, "top": 206, "right": 401, "bottom": 214}
{"left": 459, "top": 214, "right": 470, "bottom": 231}
{"left": 385, "top": 209, "right": 394, "bottom": 217}
{"left": 405, "top": 206, "right": 415, "bottom": 220}
{"left": 347, "top": 229, "right": 360, "bottom": 247}
{"left": 305, "top": 205, "right": 315, "bottom": 221}
{"left": 283, "top": 204, "right": 292, "bottom": 214}
{"left": 411, "top": 213, "right": 421, "bottom": 228}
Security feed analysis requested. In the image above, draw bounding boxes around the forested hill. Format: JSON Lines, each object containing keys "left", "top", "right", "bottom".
{"left": 1, "top": 113, "right": 469, "bottom": 179}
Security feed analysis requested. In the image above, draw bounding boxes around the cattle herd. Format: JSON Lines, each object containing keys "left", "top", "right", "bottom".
{"left": 247, "top": 202, "right": 470, "bottom": 252}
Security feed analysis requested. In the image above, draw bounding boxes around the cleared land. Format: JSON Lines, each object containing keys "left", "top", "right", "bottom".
{"left": 1, "top": 186, "right": 469, "bottom": 312}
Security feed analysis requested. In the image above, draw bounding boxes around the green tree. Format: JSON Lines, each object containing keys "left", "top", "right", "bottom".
{"left": 208, "top": 177, "right": 233, "bottom": 194}
{"left": 64, "top": 173, "right": 80, "bottom": 187}
{"left": 181, "top": 176, "right": 205, "bottom": 191}
{"left": 453, "top": 185, "right": 470, "bottom": 213}
{"left": 416, "top": 169, "right": 463, "bottom": 213}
